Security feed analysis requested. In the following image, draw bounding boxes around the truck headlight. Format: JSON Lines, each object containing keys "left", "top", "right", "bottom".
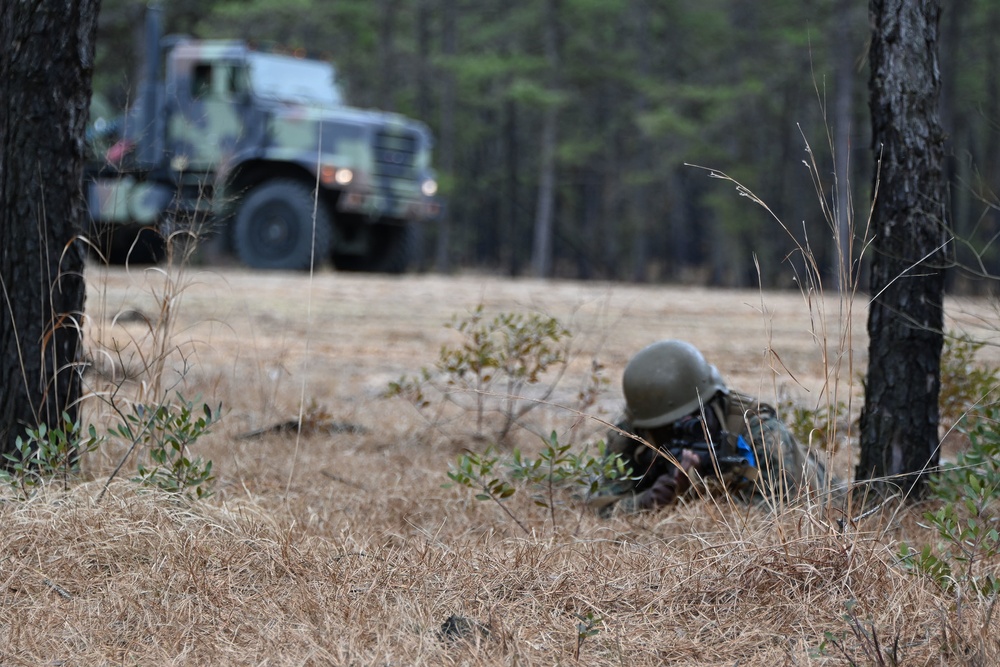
{"left": 321, "top": 166, "right": 354, "bottom": 186}
{"left": 421, "top": 179, "right": 438, "bottom": 197}
{"left": 334, "top": 168, "right": 353, "bottom": 185}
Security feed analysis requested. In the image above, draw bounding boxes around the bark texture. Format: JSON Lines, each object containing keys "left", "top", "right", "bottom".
{"left": 858, "top": 0, "right": 950, "bottom": 497}
{"left": 0, "top": 0, "right": 99, "bottom": 455}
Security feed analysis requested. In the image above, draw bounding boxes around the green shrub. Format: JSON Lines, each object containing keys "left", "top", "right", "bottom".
{"left": 938, "top": 333, "right": 1000, "bottom": 431}
{"left": 446, "top": 431, "right": 633, "bottom": 533}
{"left": 446, "top": 446, "right": 526, "bottom": 533}
{"left": 0, "top": 413, "right": 103, "bottom": 498}
{"left": 125, "top": 395, "right": 221, "bottom": 500}
{"left": 778, "top": 398, "right": 849, "bottom": 453}
{"left": 388, "top": 304, "right": 571, "bottom": 443}
{"left": 895, "top": 404, "right": 1000, "bottom": 661}
{"left": 900, "top": 403, "right": 1000, "bottom": 594}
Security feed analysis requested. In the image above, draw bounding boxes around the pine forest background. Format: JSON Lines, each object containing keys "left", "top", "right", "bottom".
{"left": 93, "top": 0, "right": 1000, "bottom": 291}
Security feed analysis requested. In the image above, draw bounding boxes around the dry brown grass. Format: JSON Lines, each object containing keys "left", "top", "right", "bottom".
{"left": 2, "top": 264, "right": 998, "bottom": 665}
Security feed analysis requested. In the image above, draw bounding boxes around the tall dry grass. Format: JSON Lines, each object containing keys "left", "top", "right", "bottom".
{"left": 2, "top": 258, "right": 998, "bottom": 664}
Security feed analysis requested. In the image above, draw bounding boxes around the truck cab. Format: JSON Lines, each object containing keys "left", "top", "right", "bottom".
{"left": 87, "top": 8, "right": 438, "bottom": 272}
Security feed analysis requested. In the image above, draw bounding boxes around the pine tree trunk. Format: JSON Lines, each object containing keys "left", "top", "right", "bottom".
{"left": 832, "top": 0, "right": 861, "bottom": 291}
{"left": 530, "top": 0, "right": 560, "bottom": 278}
{"left": 377, "top": 0, "right": 398, "bottom": 112}
{"left": 858, "top": 0, "right": 950, "bottom": 498}
{"left": 434, "top": 0, "right": 456, "bottom": 273}
{"left": 0, "top": 0, "right": 97, "bottom": 456}
{"left": 532, "top": 109, "right": 557, "bottom": 278}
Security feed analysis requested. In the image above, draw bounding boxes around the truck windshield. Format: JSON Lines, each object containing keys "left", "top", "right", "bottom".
{"left": 247, "top": 52, "right": 344, "bottom": 107}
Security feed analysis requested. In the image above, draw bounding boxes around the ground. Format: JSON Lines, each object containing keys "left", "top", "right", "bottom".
{"left": 2, "top": 264, "right": 998, "bottom": 665}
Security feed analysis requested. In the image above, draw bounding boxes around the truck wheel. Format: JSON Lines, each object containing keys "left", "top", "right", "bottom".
{"left": 332, "top": 223, "right": 414, "bottom": 274}
{"left": 232, "top": 179, "right": 332, "bottom": 271}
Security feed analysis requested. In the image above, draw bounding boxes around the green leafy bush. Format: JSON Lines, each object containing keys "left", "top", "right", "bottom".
{"left": 899, "top": 403, "right": 1000, "bottom": 595}
{"left": 895, "top": 404, "right": 1000, "bottom": 661}
{"left": 446, "top": 447, "right": 526, "bottom": 533}
{"left": 446, "top": 430, "right": 633, "bottom": 533}
{"left": 125, "top": 395, "right": 221, "bottom": 500}
{"left": 509, "top": 431, "right": 632, "bottom": 514}
{"left": 778, "top": 398, "right": 849, "bottom": 453}
{"left": 0, "top": 412, "right": 103, "bottom": 498}
{"left": 938, "top": 333, "right": 1000, "bottom": 431}
{"left": 818, "top": 599, "right": 902, "bottom": 667}
{"left": 388, "top": 304, "right": 572, "bottom": 442}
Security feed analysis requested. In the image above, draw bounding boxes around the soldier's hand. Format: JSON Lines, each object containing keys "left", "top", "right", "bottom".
{"left": 640, "top": 449, "right": 701, "bottom": 510}
{"left": 639, "top": 473, "right": 678, "bottom": 509}
{"left": 673, "top": 447, "right": 702, "bottom": 498}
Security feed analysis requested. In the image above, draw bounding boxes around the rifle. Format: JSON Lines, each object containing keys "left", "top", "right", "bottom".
{"left": 650, "top": 414, "right": 758, "bottom": 481}
{"left": 662, "top": 437, "right": 753, "bottom": 476}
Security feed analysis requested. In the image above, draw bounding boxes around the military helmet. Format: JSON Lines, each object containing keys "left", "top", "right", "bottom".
{"left": 622, "top": 340, "right": 728, "bottom": 428}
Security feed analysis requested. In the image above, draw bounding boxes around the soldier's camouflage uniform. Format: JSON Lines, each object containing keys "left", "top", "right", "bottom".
{"left": 595, "top": 390, "right": 835, "bottom": 515}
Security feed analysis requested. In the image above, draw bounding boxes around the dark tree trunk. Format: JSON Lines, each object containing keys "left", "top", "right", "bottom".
{"left": 858, "top": 0, "right": 950, "bottom": 498}
{"left": 377, "top": 0, "right": 399, "bottom": 111}
{"left": 434, "top": 0, "right": 456, "bottom": 273}
{"left": 0, "top": 0, "right": 97, "bottom": 457}
{"left": 503, "top": 99, "right": 521, "bottom": 277}
{"left": 415, "top": 0, "right": 432, "bottom": 123}
{"left": 832, "top": 0, "right": 861, "bottom": 292}
{"left": 629, "top": 0, "right": 651, "bottom": 283}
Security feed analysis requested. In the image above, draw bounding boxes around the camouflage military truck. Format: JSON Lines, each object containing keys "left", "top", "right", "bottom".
{"left": 86, "top": 6, "right": 439, "bottom": 272}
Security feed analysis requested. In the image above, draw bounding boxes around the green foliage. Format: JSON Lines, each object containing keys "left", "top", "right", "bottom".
{"left": 446, "top": 447, "right": 527, "bottom": 534}
{"left": 778, "top": 398, "right": 849, "bottom": 453}
{"left": 509, "top": 431, "right": 632, "bottom": 515}
{"left": 446, "top": 431, "right": 632, "bottom": 534}
{"left": 901, "top": 503, "right": 995, "bottom": 599}
{"left": 574, "top": 611, "right": 603, "bottom": 660}
{"left": 898, "top": 405, "right": 1000, "bottom": 597}
{"left": 931, "top": 404, "right": 1000, "bottom": 505}
{"left": 446, "top": 448, "right": 516, "bottom": 503}
{"left": 388, "top": 304, "right": 571, "bottom": 442}
{"left": 938, "top": 333, "right": 1000, "bottom": 430}
{"left": 0, "top": 413, "right": 103, "bottom": 499}
{"left": 818, "top": 600, "right": 902, "bottom": 667}
{"left": 904, "top": 334, "right": 1000, "bottom": 596}
{"left": 122, "top": 395, "right": 221, "bottom": 500}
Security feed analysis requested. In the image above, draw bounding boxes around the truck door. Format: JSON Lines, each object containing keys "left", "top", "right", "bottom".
{"left": 167, "top": 61, "right": 249, "bottom": 174}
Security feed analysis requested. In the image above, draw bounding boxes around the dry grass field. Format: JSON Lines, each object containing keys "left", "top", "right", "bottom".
{"left": 3, "top": 262, "right": 1000, "bottom": 665}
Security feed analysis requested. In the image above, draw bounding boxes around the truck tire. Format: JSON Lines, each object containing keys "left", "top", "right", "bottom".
{"left": 232, "top": 179, "right": 332, "bottom": 271}
{"left": 332, "top": 223, "right": 414, "bottom": 274}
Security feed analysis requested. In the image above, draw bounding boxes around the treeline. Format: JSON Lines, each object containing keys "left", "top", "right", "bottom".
{"left": 93, "top": 0, "right": 1000, "bottom": 290}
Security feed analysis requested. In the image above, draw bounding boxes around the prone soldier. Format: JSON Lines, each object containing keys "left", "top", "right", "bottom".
{"left": 595, "top": 339, "right": 835, "bottom": 514}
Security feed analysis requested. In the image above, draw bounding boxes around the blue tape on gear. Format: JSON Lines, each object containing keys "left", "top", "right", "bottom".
{"left": 735, "top": 434, "right": 756, "bottom": 468}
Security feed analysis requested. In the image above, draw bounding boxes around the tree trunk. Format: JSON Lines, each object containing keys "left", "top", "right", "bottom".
{"left": 434, "top": 0, "right": 456, "bottom": 273}
{"left": 377, "top": 0, "right": 398, "bottom": 112}
{"left": 629, "top": 0, "right": 652, "bottom": 283}
{"left": 832, "top": 0, "right": 860, "bottom": 292}
{"left": 532, "top": 109, "right": 557, "bottom": 278}
{"left": 858, "top": 0, "right": 950, "bottom": 498}
{"left": 936, "top": 0, "right": 969, "bottom": 291}
{"left": 415, "top": 0, "right": 432, "bottom": 123}
{"left": 530, "top": 0, "right": 560, "bottom": 278}
{"left": 0, "top": 0, "right": 97, "bottom": 457}
{"left": 503, "top": 99, "right": 521, "bottom": 277}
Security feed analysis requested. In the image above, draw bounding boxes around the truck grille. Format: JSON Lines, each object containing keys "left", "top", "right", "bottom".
{"left": 373, "top": 130, "right": 418, "bottom": 181}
